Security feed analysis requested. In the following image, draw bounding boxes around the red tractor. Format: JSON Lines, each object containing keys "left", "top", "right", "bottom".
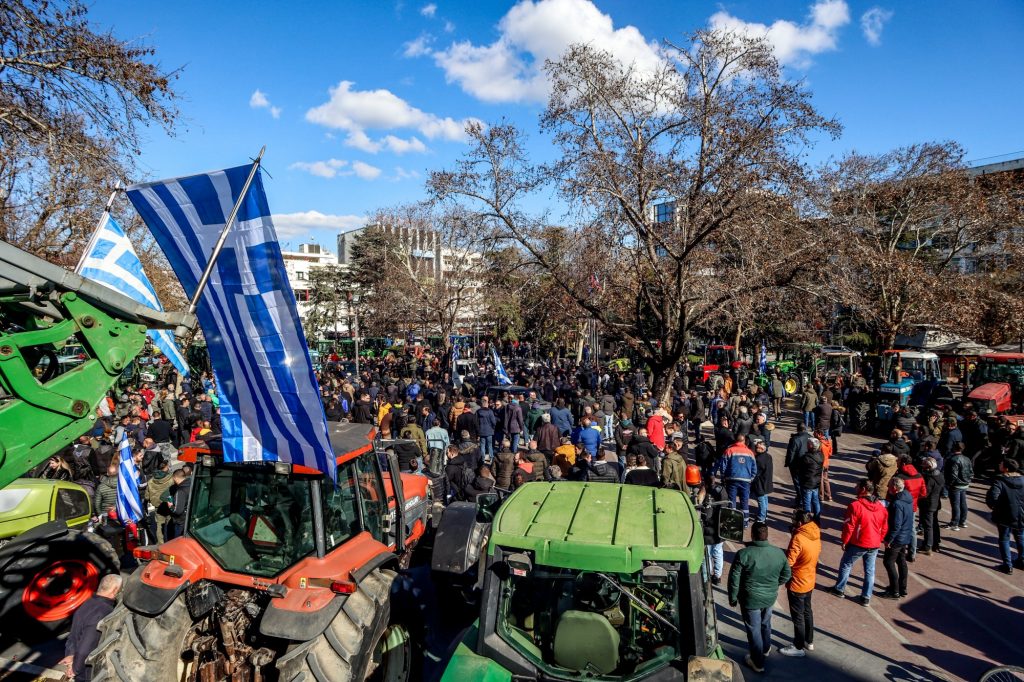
{"left": 968, "top": 353, "right": 1024, "bottom": 420}
{"left": 88, "top": 423, "right": 429, "bottom": 681}
{"left": 694, "top": 344, "right": 743, "bottom": 386}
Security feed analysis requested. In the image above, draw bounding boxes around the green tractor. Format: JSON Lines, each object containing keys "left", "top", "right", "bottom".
{"left": 758, "top": 343, "right": 821, "bottom": 395}
{"left": 432, "top": 482, "right": 742, "bottom": 681}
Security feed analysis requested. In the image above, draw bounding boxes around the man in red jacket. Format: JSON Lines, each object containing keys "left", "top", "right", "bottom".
{"left": 646, "top": 407, "right": 668, "bottom": 452}
{"left": 830, "top": 479, "right": 888, "bottom": 606}
{"left": 892, "top": 456, "right": 925, "bottom": 560}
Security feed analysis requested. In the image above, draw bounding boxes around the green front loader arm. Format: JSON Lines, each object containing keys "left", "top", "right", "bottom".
{"left": 0, "top": 293, "right": 151, "bottom": 489}
{"left": 0, "top": 239, "right": 194, "bottom": 489}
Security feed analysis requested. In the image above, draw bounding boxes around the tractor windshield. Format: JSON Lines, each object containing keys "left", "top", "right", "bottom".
{"left": 188, "top": 463, "right": 320, "bottom": 578}
{"left": 497, "top": 566, "right": 682, "bottom": 679}
{"left": 974, "top": 361, "right": 1024, "bottom": 388}
{"left": 705, "top": 347, "right": 734, "bottom": 367}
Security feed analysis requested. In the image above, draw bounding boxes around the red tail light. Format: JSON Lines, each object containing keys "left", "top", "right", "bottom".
{"left": 329, "top": 580, "right": 357, "bottom": 595}
{"left": 133, "top": 548, "right": 154, "bottom": 561}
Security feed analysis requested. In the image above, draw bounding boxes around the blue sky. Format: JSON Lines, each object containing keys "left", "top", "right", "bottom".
{"left": 91, "top": 0, "right": 1024, "bottom": 250}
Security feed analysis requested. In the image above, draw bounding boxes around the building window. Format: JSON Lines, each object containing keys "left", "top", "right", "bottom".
{"left": 654, "top": 202, "right": 674, "bottom": 224}
{"left": 296, "top": 272, "right": 306, "bottom": 281}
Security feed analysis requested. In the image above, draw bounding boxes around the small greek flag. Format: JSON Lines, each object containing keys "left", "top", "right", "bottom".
{"left": 126, "top": 163, "right": 334, "bottom": 479}
{"left": 760, "top": 342, "right": 768, "bottom": 375}
{"left": 492, "top": 347, "right": 513, "bottom": 386}
{"left": 116, "top": 436, "right": 143, "bottom": 524}
{"left": 78, "top": 213, "right": 190, "bottom": 377}
{"left": 451, "top": 343, "right": 462, "bottom": 388}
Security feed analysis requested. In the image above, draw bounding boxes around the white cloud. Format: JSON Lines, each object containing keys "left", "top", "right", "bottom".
{"left": 305, "top": 80, "right": 478, "bottom": 153}
{"left": 249, "top": 89, "right": 281, "bottom": 118}
{"left": 249, "top": 90, "right": 270, "bottom": 108}
{"left": 393, "top": 166, "right": 421, "bottom": 181}
{"left": 404, "top": 34, "right": 434, "bottom": 57}
{"left": 352, "top": 161, "right": 383, "bottom": 180}
{"left": 383, "top": 135, "right": 428, "bottom": 154}
{"left": 420, "top": 2, "right": 437, "bottom": 17}
{"left": 430, "top": 0, "right": 663, "bottom": 104}
{"left": 272, "top": 211, "right": 366, "bottom": 239}
{"left": 289, "top": 158, "right": 348, "bottom": 178}
{"left": 708, "top": 0, "right": 850, "bottom": 67}
{"left": 443, "top": 20, "right": 455, "bottom": 33}
{"left": 860, "top": 7, "right": 893, "bottom": 46}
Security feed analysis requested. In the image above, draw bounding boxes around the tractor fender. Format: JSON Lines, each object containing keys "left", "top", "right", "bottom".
{"left": 431, "top": 502, "right": 490, "bottom": 575}
{"left": 259, "top": 594, "right": 346, "bottom": 641}
{"left": 122, "top": 564, "right": 190, "bottom": 617}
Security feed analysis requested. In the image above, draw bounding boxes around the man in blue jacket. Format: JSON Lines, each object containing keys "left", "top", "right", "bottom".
{"left": 715, "top": 433, "right": 758, "bottom": 525}
{"left": 475, "top": 396, "right": 498, "bottom": 462}
{"left": 572, "top": 416, "right": 602, "bottom": 458}
{"left": 881, "top": 477, "right": 914, "bottom": 599}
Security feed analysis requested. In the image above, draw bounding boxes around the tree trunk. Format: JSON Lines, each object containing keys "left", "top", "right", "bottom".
{"left": 650, "top": 360, "right": 677, "bottom": 408}
{"left": 734, "top": 321, "right": 743, "bottom": 361}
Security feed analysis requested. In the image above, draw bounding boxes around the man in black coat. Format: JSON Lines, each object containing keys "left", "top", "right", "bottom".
{"left": 715, "top": 416, "right": 735, "bottom": 457}
{"left": 627, "top": 427, "right": 662, "bottom": 473}
{"left": 986, "top": 458, "right": 1024, "bottom": 574}
{"left": 786, "top": 423, "right": 810, "bottom": 509}
{"left": 60, "top": 574, "right": 122, "bottom": 680}
{"left": 919, "top": 456, "right": 945, "bottom": 554}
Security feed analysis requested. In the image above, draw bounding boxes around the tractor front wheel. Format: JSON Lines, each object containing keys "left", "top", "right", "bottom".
{"left": 276, "top": 568, "right": 413, "bottom": 682}
{"left": 88, "top": 595, "right": 192, "bottom": 681}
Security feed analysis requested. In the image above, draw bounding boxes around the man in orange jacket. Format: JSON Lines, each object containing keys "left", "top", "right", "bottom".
{"left": 781, "top": 510, "right": 821, "bottom": 657}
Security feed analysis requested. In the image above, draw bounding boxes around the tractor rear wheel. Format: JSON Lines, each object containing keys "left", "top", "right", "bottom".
{"left": 0, "top": 524, "right": 119, "bottom": 643}
{"left": 88, "top": 595, "right": 192, "bottom": 681}
{"left": 276, "top": 568, "right": 412, "bottom": 682}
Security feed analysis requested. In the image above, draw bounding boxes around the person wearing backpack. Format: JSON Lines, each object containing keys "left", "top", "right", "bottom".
{"left": 944, "top": 442, "right": 973, "bottom": 531}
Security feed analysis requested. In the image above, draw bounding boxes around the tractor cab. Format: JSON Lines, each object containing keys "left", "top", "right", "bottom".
{"left": 968, "top": 353, "right": 1024, "bottom": 417}
{"left": 441, "top": 482, "right": 741, "bottom": 681}
{"left": 695, "top": 344, "right": 742, "bottom": 385}
{"left": 876, "top": 351, "right": 941, "bottom": 423}
{"left": 819, "top": 346, "right": 861, "bottom": 389}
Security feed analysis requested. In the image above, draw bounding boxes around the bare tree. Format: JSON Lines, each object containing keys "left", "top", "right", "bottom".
{"left": 429, "top": 32, "right": 839, "bottom": 401}
{"left": 0, "top": 0, "right": 179, "bottom": 298}
{"left": 349, "top": 204, "right": 487, "bottom": 347}
{"left": 823, "top": 142, "right": 1024, "bottom": 349}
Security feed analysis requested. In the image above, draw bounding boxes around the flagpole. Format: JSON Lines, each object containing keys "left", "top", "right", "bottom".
{"left": 75, "top": 180, "right": 122, "bottom": 274}
{"left": 188, "top": 146, "right": 266, "bottom": 314}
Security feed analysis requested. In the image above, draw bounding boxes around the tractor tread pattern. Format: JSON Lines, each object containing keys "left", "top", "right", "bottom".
{"left": 276, "top": 568, "right": 397, "bottom": 682}
{"left": 88, "top": 594, "right": 192, "bottom": 681}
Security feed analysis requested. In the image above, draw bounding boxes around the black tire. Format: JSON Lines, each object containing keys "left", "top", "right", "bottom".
{"left": 276, "top": 568, "right": 413, "bottom": 682}
{"left": 88, "top": 595, "right": 192, "bottom": 681}
{"left": 853, "top": 401, "right": 870, "bottom": 433}
{"left": 0, "top": 523, "right": 119, "bottom": 643}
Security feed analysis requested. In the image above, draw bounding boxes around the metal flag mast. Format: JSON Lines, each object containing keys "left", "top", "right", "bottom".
{"left": 189, "top": 145, "right": 266, "bottom": 313}
{"left": 74, "top": 180, "right": 122, "bottom": 274}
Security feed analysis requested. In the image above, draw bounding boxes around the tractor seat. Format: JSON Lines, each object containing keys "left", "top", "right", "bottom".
{"left": 552, "top": 610, "right": 620, "bottom": 675}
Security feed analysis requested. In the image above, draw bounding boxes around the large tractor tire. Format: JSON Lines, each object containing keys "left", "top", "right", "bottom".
{"left": 852, "top": 401, "right": 871, "bottom": 433}
{"left": 277, "top": 568, "right": 413, "bottom": 682}
{"left": 88, "top": 596, "right": 192, "bottom": 681}
{"left": 0, "top": 522, "right": 119, "bottom": 643}
{"left": 784, "top": 374, "right": 801, "bottom": 396}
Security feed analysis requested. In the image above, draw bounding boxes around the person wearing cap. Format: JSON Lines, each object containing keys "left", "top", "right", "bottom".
{"left": 534, "top": 412, "right": 560, "bottom": 456}
{"left": 661, "top": 435, "right": 687, "bottom": 490}
{"left": 751, "top": 440, "right": 773, "bottom": 524}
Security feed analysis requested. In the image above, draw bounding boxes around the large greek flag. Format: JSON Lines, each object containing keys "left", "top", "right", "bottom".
{"left": 116, "top": 436, "right": 143, "bottom": 524}
{"left": 492, "top": 347, "right": 513, "bottom": 386}
{"left": 126, "top": 165, "right": 334, "bottom": 478}
{"left": 78, "top": 214, "right": 189, "bottom": 376}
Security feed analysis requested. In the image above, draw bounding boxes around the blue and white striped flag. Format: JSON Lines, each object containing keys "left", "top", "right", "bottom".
{"left": 760, "top": 342, "right": 768, "bottom": 375}
{"left": 126, "top": 164, "right": 334, "bottom": 479}
{"left": 78, "top": 213, "right": 190, "bottom": 377}
{"left": 492, "top": 347, "right": 513, "bottom": 386}
{"left": 451, "top": 343, "right": 462, "bottom": 388}
{"left": 116, "top": 436, "right": 143, "bottom": 524}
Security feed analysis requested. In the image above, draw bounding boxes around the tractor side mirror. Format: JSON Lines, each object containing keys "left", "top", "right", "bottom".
{"left": 718, "top": 508, "right": 745, "bottom": 542}
{"left": 476, "top": 492, "right": 501, "bottom": 522}
{"left": 641, "top": 564, "right": 670, "bottom": 584}
{"left": 506, "top": 552, "right": 532, "bottom": 577}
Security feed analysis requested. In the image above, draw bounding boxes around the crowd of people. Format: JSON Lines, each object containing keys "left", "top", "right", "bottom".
{"left": 29, "top": 342, "right": 1024, "bottom": 676}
